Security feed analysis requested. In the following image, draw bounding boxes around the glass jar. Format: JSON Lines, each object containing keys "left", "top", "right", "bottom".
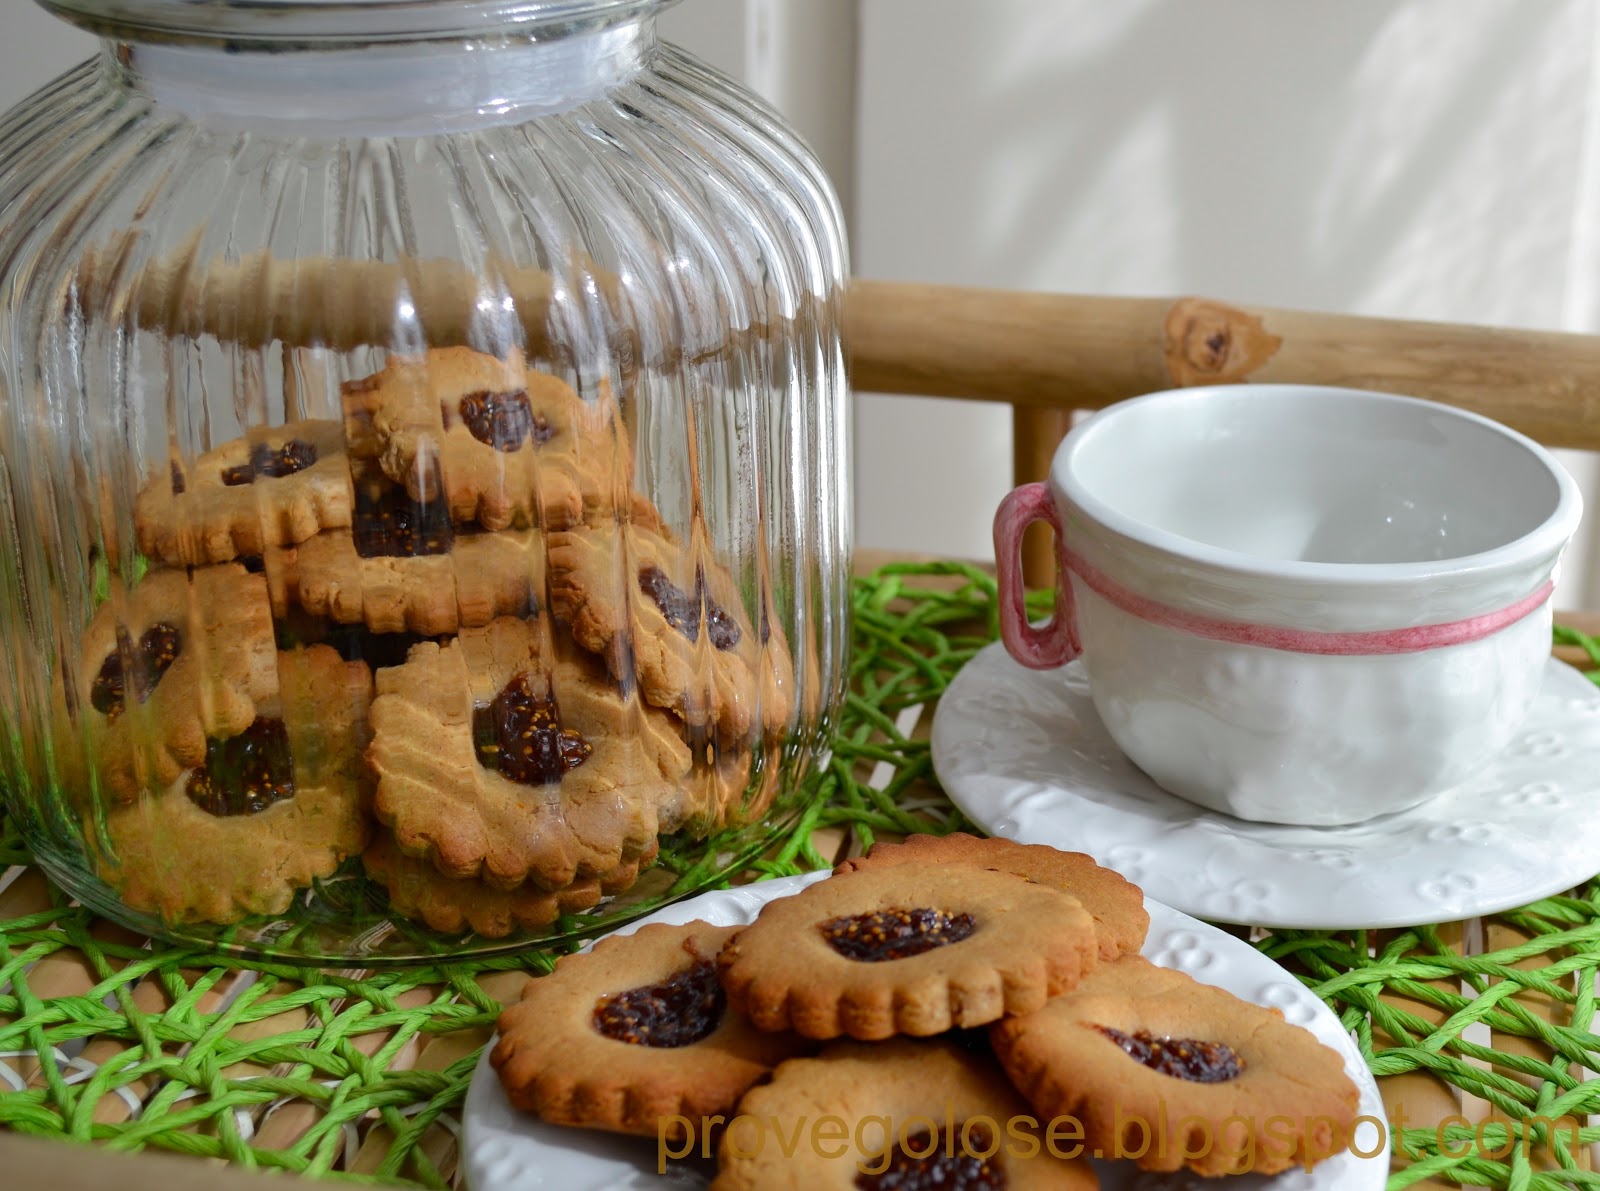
{"left": 0, "top": 0, "right": 850, "bottom": 962}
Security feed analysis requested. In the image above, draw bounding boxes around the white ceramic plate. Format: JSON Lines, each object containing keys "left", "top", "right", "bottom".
{"left": 463, "top": 872, "right": 1387, "bottom": 1191}
{"left": 933, "top": 646, "right": 1600, "bottom": 929}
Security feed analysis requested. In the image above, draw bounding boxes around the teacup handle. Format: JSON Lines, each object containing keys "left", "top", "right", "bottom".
{"left": 994, "top": 482, "right": 1082, "bottom": 669}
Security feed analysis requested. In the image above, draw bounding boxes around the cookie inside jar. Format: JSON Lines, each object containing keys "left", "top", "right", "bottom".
{"left": 61, "top": 342, "right": 812, "bottom": 961}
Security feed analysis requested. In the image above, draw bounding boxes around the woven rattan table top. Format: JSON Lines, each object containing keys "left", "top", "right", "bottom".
{"left": 3, "top": 557, "right": 1600, "bottom": 1190}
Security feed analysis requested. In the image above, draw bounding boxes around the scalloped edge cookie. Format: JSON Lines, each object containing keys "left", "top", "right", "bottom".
{"left": 716, "top": 865, "right": 1099, "bottom": 1040}
{"left": 82, "top": 564, "right": 278, "bottom": 800}
{"left": 365, "top": 346, "right": 630, "bottom": 532}
{"left": 547, "top": 523, "right": 795, "bottom": 739}
{"left": 712, "top": 1037, "right": 1100, "bottom": 1191}
{"left": 990, "top": 956, "right": 1361, "bottom": 1177}
{"left": 492, "top": 920, "right": 812, "bottom": 1138}
{"left": 94, "top": 644, "right": 372, "bottom": 925}
{"left": 836, "top": 833, "right": 1148, "bottom": 960}
{"left": 368, "top": 616, "right": 690, "bottom": 890}
{"left": 361, "top": 835, "right": 658, "bottom": 938}
{"left": 136, "top": 419, "right": 354, "bottom": 564}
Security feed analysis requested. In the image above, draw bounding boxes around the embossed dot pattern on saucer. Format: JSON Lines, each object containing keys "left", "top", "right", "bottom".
{"left": 932, "top": 646, "right": 1600, "bottom": 930}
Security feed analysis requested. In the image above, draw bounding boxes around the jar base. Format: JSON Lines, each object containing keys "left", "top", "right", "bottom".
{"left": 22, "top": 800, "right": 810, "bottom": 967}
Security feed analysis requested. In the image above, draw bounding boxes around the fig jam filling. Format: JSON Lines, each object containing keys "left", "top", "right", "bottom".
{"left": 459, "top": 389, "right": 553, "bottom": 452}
{"left": 352, "top": 478, "right": 454, "bottom": 558}
{"left": 221, "top": 439, "right": 319, "bottom": 486}
{"left": 855, "top": 1126, "right": 1005, "bottom": 1191}
{"left": 639, "top": 565, "right": 741, "bottom": 651}
{"left": 821, "top": 908, "right": 977, "bottom": 962}
{"left": 472, "top": 673, "right": 592, "bottom": 785}
{"left": 593, "top": 960, "right": 724, "bottom": 1048}
{"left": 91, "top": 623, "right": 182, "bottom": 720}
{"left": 1095, "top": 1026, "right": 1243, "bottom": 1083}
{"left": 186, "top": 717, "right": 295, "bottom": 817}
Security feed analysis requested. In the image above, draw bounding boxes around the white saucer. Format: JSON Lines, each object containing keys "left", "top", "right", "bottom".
{"left": 463, "top": 872, "right": 1387, "bottom": 1191}
{"left": 933, "top": 646, "right": 1600, "bottom": 929}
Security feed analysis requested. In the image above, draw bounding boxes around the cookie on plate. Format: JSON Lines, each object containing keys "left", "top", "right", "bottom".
{"left": 362, "top": 834, "right": 656, "bottom": 937}
{"left": 81, "top": 564, "right": 277, "bottom": 800}
{"left": 717, "top": 865, "right": 1099, "bottom": 1040}
{"left": 94, "top": 645, "right": 372, "bottom": 925}
{"left": 713, "top": 1038, "right": 1099, "bottom": 1191}
{"left": 265, "top": 470, "right": 541, "bottom": 635}
{"left": 363, "top": 346, "right": 630, "bottom": 531}
{"left": 837, "top": 833, "right": 1148, "bottom": 960}
{"left": 547, "top": 523, "right": 794, "bottom": 739}
{"left": 368, "top": 616, "right": 690, "bottom": 890}
{"left": 136, "top": 420, "right": 354, "bottom": 564}
{"left": 990, "top": 956, "right": 1361, "bottom": 1176}
{"left": 491, "top": 920, "right": 811, "bottom": 1139}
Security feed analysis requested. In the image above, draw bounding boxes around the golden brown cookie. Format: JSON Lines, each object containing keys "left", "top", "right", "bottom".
{"left": 81, "top": 565, "right": 277, "bottom": 800}
{"left": 717, "top": 866, "right": 1099, "bottom": 1041}
{"left": 492, "top": 920, "right": 811, "bottom": 1139}
{"left": 718, "top": 745, "right": 782, "bottom": 829}
{"left": 94, "top": 645, "right": 373, "bottom": 925}
{"left": 368, "top": 616, "right": 691, "bottom": 890}
{"left": 837, "top": 833, "right": 1148, "bottom": 961}
{"left": 136, "top": 420, "right": 354, "bottom": 564}
{"left": 712, "top": 1038, "right": 1099, "bottom": 1191}
{"left": 990, "top": 957, "right": 1361, "bottom": 1177}
{"left": 265, "top": 478, "right": 542, "bottom": 635}
{"left": 547, "top": 523, "right": 795, "bottom": 739}
{"left": 659, "top": 731, "right": 764, "bottom": 836}
{"left": 341, "top": 371, "right": 385, "bottom": 460}
{"left": 365, "top": 346, "right": 628, "bottom": 531}
{"left": 362, "top": 835, "right": 656, "bottom": 937}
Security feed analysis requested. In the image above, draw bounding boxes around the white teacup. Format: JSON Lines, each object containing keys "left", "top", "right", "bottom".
{"left": 994, "top": 384, "right": 1584, "bottom": 826}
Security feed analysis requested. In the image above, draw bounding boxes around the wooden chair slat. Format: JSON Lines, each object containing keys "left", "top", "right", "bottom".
{"left": 847, "top": 280, "right": 1600, "bottom": 455}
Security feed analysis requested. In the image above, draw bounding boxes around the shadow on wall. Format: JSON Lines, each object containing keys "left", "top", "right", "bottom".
{"left": 855, "top": 0, "right": 1600, "bottom": 605}
{"left": 955, "top": 1, "right": 1573, "bottom": 320}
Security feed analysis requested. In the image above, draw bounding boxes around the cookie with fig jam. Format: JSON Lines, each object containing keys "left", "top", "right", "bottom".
{"left": 81, "top": 564, "right": 278, "bottom": 800}
{"left": 95, "top": 644, "right": 372, "bottom": 925}
{"left": 717, "top": 866, "right": 1099, "bottom": 1041}
{"left": 547, "top": 523, "right": 795, "bottom": 740}
{"left": 363, "top": 345, "right": 634, "bottom": 532}
{"left": 492, "top": 920, "right": 810, "bottom": 1139}
{"left": 368, "top": 616, "right": 690, "bottom": 890}
{"left": 989, "top": 957, "right": 1360, "bottom": 1177}
{"left": 712, "top": 1038, "right": 1098, "bottom": 1191}
{"left": 361, "top": 834, "right": 658, "bottom": 938}
{"left": 264, "top": 468, "right": 541, "bottom": 635}
{"left": 136, "top": 420, "right": 354, "bottom": 564}
{"left": 836, "top": 833, "right": 1148, "bottom": 961}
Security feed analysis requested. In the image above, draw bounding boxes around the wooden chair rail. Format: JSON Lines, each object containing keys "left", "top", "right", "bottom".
{"left": 846, "top": 279, "right": 1600, "bottom": 454}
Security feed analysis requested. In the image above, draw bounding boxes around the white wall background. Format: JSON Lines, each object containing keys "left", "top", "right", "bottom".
{"left": 849, "top": 0, "right": 1600, "bottom": 609}
{"left": 2, "top": 0, "right": 1597, "bottom": 606}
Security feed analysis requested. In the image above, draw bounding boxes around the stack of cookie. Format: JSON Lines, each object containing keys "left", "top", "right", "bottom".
{"left": 491, "top": 834, "right": 1362, "bottom": 1188}
{"left": 76, "top": 346, "right": 793, "bottom": 931}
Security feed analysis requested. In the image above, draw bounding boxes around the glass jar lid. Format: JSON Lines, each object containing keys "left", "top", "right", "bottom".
{"left": 38, "top": 0, "right": 673, "bottom": 46}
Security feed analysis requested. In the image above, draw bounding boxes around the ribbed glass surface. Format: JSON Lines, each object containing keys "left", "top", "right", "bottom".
{"left": 0, "top": 7, "right": 850, "bottom": 962}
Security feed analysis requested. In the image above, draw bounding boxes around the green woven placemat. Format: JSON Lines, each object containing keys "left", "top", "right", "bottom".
{"left": 1, "top": 562, "right": 1599, "bottom": 1189}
